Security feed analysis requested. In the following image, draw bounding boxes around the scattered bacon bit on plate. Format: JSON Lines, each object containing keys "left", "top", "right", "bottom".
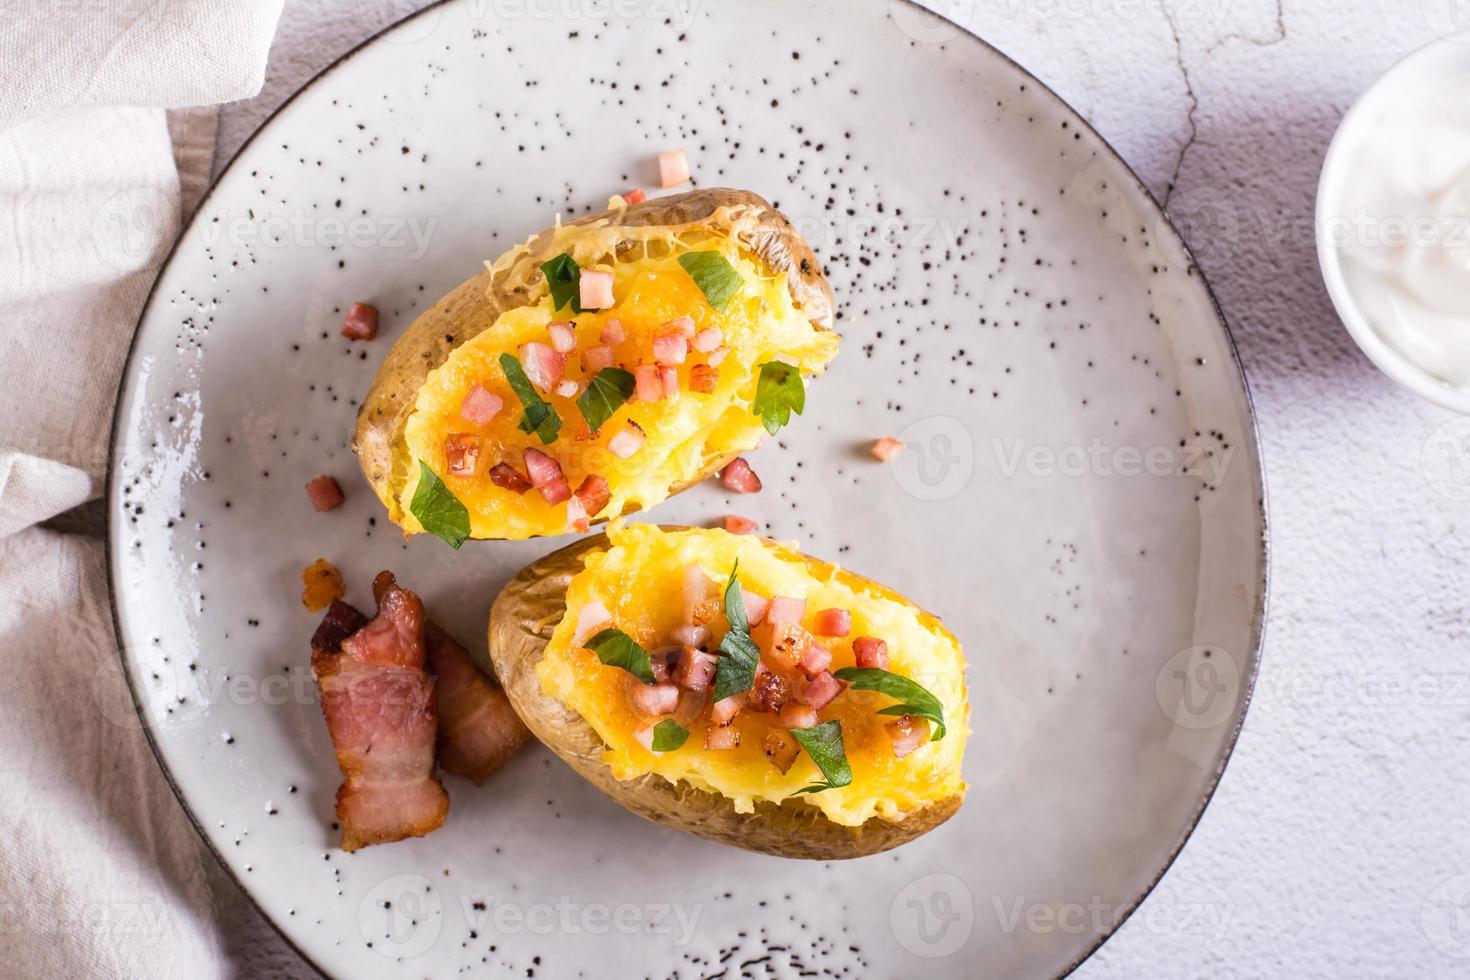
{"left": 719, "top": 457, "right": 762, "bottom": 493}
{"left": 622, "top": 187, "right": 646, "bottom": 205}
{"left": 460, "top": 384, "right": 502, "bottom": 423}
{"left": 657, "top": 148, "right": 690, "bottom": 188}
{"left": 340, "top": 302, "right": 378, "bottom": 340}
{"left": 579, "top": 268, "right": 615, "bottom": 309}
{"left": 305, "top": 474, "right": 344, "bottom": 512}
{"left": 301, "top": 558, "right": 345, "bottom": 613}
{"left": 722, "top": 515, "right": 758, "bottom": 535}
{"left": 871, "top": 437, "right": 904, "bottom": 462}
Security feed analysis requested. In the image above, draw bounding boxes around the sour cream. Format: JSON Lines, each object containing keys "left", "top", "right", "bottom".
{"left": 1330, "top": 74, "right": 1470, "bottom": 389}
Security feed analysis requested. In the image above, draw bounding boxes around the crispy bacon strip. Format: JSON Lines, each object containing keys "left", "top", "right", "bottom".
{"left": 425, "top": 622, "right": 532, "bottom": 784}
{"left": 311, "top": 576, "right": 448, "bottom": 851}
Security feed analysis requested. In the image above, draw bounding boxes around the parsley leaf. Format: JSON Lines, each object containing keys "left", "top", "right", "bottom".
{"left": 790, "top": 721, "right": 853, "bottom": 793}
{"left": 651, "top": 719, "right": 690, "bottom": 752}
{"left": 540, "top": 253, "right": 584, "bottom": 314}
{"left": 677, "top": 251, "right": 744, "bottom": 309}
{"left": 409, "top": 460, "right": 470, "bottom": 549}
{"left": 713, "top": 561, "right": 759, "bottom": 702}
{"left": 576, "top": 367, "right": 635, "bottom": 434}
{"left": 833, "top": 667, "right": 946, "bottom": 740}
{"left": 585, "top": 627, "right": 655, "bottom": 684}
{"left": 499, "top": 352, "right": 561, "bottom": 444}
{"left": 752, "top": 360, "right": 805, "bottom": 436}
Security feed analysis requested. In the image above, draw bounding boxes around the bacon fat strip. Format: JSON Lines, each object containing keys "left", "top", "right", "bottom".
{"left": 426, "top": 623, "right": 533, "bottom": 784}
{"left": 311, "top": 577, "right": 448, "bottom": 851}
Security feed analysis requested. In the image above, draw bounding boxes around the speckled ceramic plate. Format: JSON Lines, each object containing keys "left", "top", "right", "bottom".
{"left": 107, "top": 1, "right": 1267, "bottom": 976}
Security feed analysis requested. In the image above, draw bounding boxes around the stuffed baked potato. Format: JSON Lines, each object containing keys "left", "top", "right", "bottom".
{"left": 488, "top": 524, "right": 968, "bottom": 859}
{"left": 353, "top": 189, "right": 838, "bottom": 543}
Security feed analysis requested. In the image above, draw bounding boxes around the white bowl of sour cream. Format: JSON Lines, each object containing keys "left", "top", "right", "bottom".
{"left": 1318, "top": 33, "right": 1470, "bottom": 413}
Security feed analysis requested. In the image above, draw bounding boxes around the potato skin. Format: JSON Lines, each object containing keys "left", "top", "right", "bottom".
{"left": 487, "top": 531, "right": 963, "bottom": 860}
{"left": 353, "top": 189, "right": 837, "bottom": 529}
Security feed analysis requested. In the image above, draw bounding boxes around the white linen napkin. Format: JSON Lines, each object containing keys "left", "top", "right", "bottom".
{"left": 0, "top": 3, "right": 288, "bottom": 977}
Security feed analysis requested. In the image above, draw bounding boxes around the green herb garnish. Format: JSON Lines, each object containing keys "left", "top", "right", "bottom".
{"left": 752, "top": 360, "right": 805, "bottom": 436}
{"left": 790, "top": 720, "right": 853, "bottom": 793}
{"left": 651, "top": 719, "right": 690, "bottom": 752}
{"left": 409, "top": 460, "right": 470, "bottom": 549}
{"left": 677, "top": 251, "right": 744, "bottom": 309}
{"left": 713, "top": 560, "right": 759, "bottom": 702}
{"left": 833, "top": 667, "right": 946, "bottom": 740}
{"left": 499, "top": 352, "right": 562, "bottom": 444}
{"left": 540, "top": 252, "right": 584, "bottom": 313}
{"left": 585, "top": 627, "right": 655, "bottom": 684}
{"left": 576, "top": 367, "right": 635, "bottom": 433}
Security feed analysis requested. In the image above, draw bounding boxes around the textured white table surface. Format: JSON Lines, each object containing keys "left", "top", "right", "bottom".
{"left": 212, "top": 2, "right": 1470, "bottom": 976}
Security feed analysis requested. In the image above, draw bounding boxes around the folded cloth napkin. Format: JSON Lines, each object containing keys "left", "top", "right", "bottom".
{"left": 0, "top": 3, "right": 288, "bottom": 977}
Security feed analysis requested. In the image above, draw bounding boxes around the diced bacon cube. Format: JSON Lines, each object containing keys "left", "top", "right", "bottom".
{"left": 340, "top": 302, "right": 378, "bottom": 340}
{"left": 444, "top": 433, "right": 483, "bottom": 477}
{"left": 743, "top": 591, "right": 770, "bottom": 627}
{"left": 547, "top": 321, "right": 577, "bottom": 353}
{"left": 886, "top": 714, "right": 931, "bottom": 758}
{"left": 460, "top": 384, "right": 503, "bottom": 423}
{"left": 707, "top": 346, "right": 730, "bottom": 367}
{"left": 692, "top": 327, "right": 723, "bottom": 352}
{"left": 566, "top": 495, "right": 590, "bottom": 533}
{"left": 719, "top": 457, "right": 762, "bottom": 493}
{"left": 798, "top": 643, "right": 832, "bottom": 678}
{"left": 852, "top": 636, "right": 889, "bottom": 670}
{"left": 574, "top": 474, "right": 611, "bottom": 518}
{"left": 667, "top": 316, "right": 696, "bottom": 338}
{"left": 306, "top": 475, "right": 344, "bottom": 512}
{"left": 802, "top": 671, "right": 843, "bottom": 711}
{"left": 653, "top": 331, "right": 688, "bottom": 365}
{"left": 634, "top": 364, "right": 663, "bottom": 402}
{"left": 607, "top": 423, "right": 646, "bottom": 459}
{"left": 723, "top": 515, "right": 758, "bottom": 535}
{"left": 689, "top": 363, "right": 718, "bottom": 393}
{"left": 711, "top": 694, "right": 745, "bottom": 726}
{"left": 628, "top": 681, "right": 679, "bottom": 717}
{"left": 583, "top": 346, "right": 616, "bottom": 372}
{"left": 659, "top": 366, "right": 680, "bottom": 399}
{"left": 814, "top": 608, "right": 851, "bottom": 638}
{"left": 675, "top": 647, "right": 718, "bottom": 693}
{"left": 658, "top": 148, "right": 690, "bottom": 188}
{"left": 780, "top": 704, "right": 818, "bottom": 730}
{"left": 622, "top": 187, "right": 646, "bottom": 205}
{"left": 767, "top": 595, "right": 806, "bottom": 626}
{"left": 705, "top": 723, "right": 741, "bottom": 750}
{"left": 519, "top": 342, "right": 566, "bottom": 393}
{"left": 489, "top": 462, "right": 533, "bottom": 494}
{"left": 555, "top": 379, "right": 583, "bottom": 398}
{"left": 871, "top": 437, "right": 904, "bottom": 462}
{"left": 580, "top": 268, "right": 615, "bottom": 310}
{"left": 600, "top": 319, "right": 625, "bottom": 344}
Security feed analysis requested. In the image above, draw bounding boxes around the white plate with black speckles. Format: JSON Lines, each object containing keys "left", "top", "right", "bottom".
{"left": 107, "top": 1, "right": 1268, "bottom": 976}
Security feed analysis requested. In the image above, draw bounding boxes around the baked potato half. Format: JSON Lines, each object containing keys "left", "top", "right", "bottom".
{"left": 489, "top": 524, "right": 968, "bottom": 859}
{"left": 353, "top": 188, "right": 838, "bottom": 543}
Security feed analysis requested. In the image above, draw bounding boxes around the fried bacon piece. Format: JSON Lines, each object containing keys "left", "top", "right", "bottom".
{"left": 425, "top": 622, "right": 531, "bottom": 784}
{"left": 311, "top": 575, "right": 448, "bottom": 851}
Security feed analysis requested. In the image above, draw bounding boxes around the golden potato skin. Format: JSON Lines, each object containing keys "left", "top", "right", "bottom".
{"left": 353, "top": 189, "right": 837, "bottom": 528}
{"left": 487, "top": 531, "right": 963, "bottom": 860}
